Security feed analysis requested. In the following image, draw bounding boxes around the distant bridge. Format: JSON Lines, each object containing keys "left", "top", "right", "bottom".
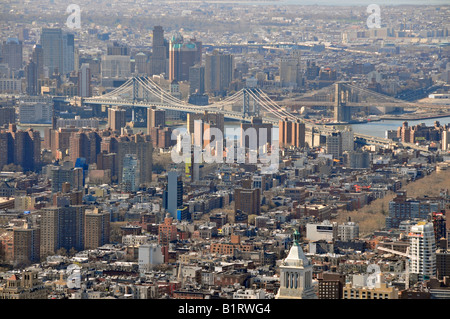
{"left": 78, "top": 76, "right": 432, "bottom": 151}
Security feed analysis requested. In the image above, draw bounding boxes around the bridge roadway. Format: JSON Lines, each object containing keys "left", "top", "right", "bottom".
{"left": 82, "top": 97, "right": 429, "bottom": 151}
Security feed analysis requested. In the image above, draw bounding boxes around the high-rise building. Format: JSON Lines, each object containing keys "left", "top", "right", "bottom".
{"left": 279, "top": 119, "right": 305, "bottom": 149}
{"left": 442, "top": 129, "right": 450, "bottom": 151}
{"left": 40, "top": 28, "right": 74, "bottom": 75}
{"left": 13, "top": 224, "right": 40, "bottom": 266}
{"left": 84, "top": 208, "right": 110, "bottom": 250}
{"left": 39, "top": 205, "right": 85, "bottom": 256}
{"left": 187, "top": 111, "right": 225, "bottom": 137}
{"left": 205, "top": 50, "right": 234, "bottom": 95}
{"left": 121, "top": 154, "right": 140, "bottom": 192}
{"left": 25, "top": 60, "right": 38, "bottom": 95}
{"left": 49, "top": 165, "right": 83, "bottom": 193}
{"left": 116, "top": 133, "right": 153, "bottom": 186}
{"left": 326, "top": 132, "right": 343, "bottom": 159}
{"left": 280, "top": 57, "right": 303, "bottom": 88}
{"left": 108, "top": 108, "right": 127, "bottom": 132}
{"left": 386, "top": 191, "right": 442, "bottom": 229}
{"left": 147, "top": 107, "right": 166, "bottom": 131}
{"left": 0, "top": 107, "right": 15, "bottom": 127}
{"left": 240, "top": 117, "right": 273, "bottom": 150}
{"left": 151, "top": 26, "right": 167, "bottom": 76}
{"left": 2, "top": 38, "right": 23, "bottom": 71}
{"left": 107, "top": 41, "right": 130, "bottom": 56}
{"left": 275, "top": 230, "right": 317, "bottom": 299}
{"left": 409, "top": 221, "right": 437, "bottom": 281}
{"left": 135, "top": 52, "right": 149, "bottom": 75}
{"left": 164, "top": 171, "right": 183, "bottom": 218}
{"left": 19, "top": 102, "right": 52, "bottom": 124}
{"left": 101, "top": 55, "right": 131, "bottom": 79}
{"left": 169, "top": 35, "right": 198, "bottom": 82}
{"left": 234, "top": 187, "right": 261, "bottom": 216}
{"left": 62, "top": 32, "right": 75, "bottom": 75}
{"left": 69, "top": 130, "right": 101, "bottom": 165}
{"left": 31, "top": 44, "right": 44, "bottom": 79}
{"left": 78, "top": 63, "right": 91, "bottom": 97}
{"left": 44, "top": 127, "right": 80, "bottom": 160}
{"left": 189, "top": 64, "right": 205, "bottom": 95}
{"left": 0, "top": 126, "right": 41, "bottom": 171}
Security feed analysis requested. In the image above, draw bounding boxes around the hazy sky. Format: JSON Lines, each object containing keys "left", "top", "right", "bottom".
{"left": 231, "top": 0, "right": 449, "bottom": 5}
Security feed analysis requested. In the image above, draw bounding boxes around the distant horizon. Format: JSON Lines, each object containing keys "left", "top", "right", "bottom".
{"left": 159, "top": 0, "right": 450, "bottom": 5}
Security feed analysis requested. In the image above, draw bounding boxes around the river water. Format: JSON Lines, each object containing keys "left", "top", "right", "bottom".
{"left": 349, "top": 116, "right": 450, "bottom": 138}
{"left": 18, "top": 116, "right": 450, "bottom": 141}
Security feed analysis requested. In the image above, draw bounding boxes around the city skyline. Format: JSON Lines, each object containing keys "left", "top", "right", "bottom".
{"left": 0, "top": 0, "right": 449, "bottom": 308}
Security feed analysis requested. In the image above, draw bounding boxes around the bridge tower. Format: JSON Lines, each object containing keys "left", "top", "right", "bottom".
{"left": 334, "top": 82, "right": 352, "bottom": 123}
{"left": 243, "top": 88, "right": 260, "bottom": 118}
{"left": 130, "top": 77, "right": 148, "bottom": 128}
{"left": 131, "top": 77, "right": 139, "bottom": 122}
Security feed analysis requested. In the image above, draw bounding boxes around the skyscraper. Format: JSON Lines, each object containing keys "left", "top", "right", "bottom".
{"left": 0, "top": 127, "right": 41, "bottom": 172}
{"left": 78, "top": 63, "right": 91, "bottom": 97}
{"left": 409, "top": 221, "right": 437, "bottom": 281}
{"left": 151, "top": 26, "right": 167, "bottom": 76}
{"left": 169, "top": 35, "right": 198, "bottom": 82}
{"left": 32, "top": 44, "right": 44, "bottom": 79}
{"left": 116, "top": 133, "right": 153, "bottom": 186}
{"left": 165, "top": 171, "right": 183, "bottom": 218}
{"left": 205, "top": 50, "right": 234, "bottom": 95}
{"left": 25, "top": 60, "right": 38, "bottom": 95}
{"left": 2, "top": 38, "right": 23, "bottom": 71}
{"left": 189, "top": 64, "right": 205, "bottom": 95}
{"left": 121, "top": 154, "right": 140, "bottom": 192}
{"left": 40, "top": 28, "right": 74, "bottom": 75}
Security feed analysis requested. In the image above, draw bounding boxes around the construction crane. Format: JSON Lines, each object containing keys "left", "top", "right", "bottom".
{"left": 376, "top": 245, "right": 411, "bottom": 289}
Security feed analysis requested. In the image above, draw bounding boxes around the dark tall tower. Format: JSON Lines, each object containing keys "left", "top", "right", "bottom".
{"left": 151, "top": 26, "right": 167, "bottom": 76}
{"left": 169, "top": 35, "right": 197, "bottom": 82}
{"left": 189, "top": 64, "right": 205, "bottom": 95}
{"left": 2, "top": 38, "right": 23, "bottom": 71}
{"left": 205, "top": 50, "right": 234, "bottom": 95}
{"left": 41, "top": 28, "right": 63, "bottom": 75}
{"left": 25, "top": 60, "right": 38, "bottom": 95}
{"left": 40, "top": 28, "right": 74, "bottom": 76}
{"left": 32, "top": 44, "right": 44, "bottom": 79}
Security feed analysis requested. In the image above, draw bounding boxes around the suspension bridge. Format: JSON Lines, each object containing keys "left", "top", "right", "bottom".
{"left": 79, "top": 76, "right": 439, "bottom": 151}
{"left": 82, "top": 76, "right": 294, "bottom": 125}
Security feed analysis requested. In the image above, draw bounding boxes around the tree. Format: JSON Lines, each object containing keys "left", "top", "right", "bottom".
{"left": 2, "top": 163, "right": 23, "bottom": 172}
{"left": 56, "top": 247, "right": 68, "bottom": 256}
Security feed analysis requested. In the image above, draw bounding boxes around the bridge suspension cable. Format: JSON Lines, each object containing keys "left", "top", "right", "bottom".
{"left": 135, "top": 77, "right": 188, "bottom": 107}
{"left": 255, "top": 88, "right": 300, "bottom": 121}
